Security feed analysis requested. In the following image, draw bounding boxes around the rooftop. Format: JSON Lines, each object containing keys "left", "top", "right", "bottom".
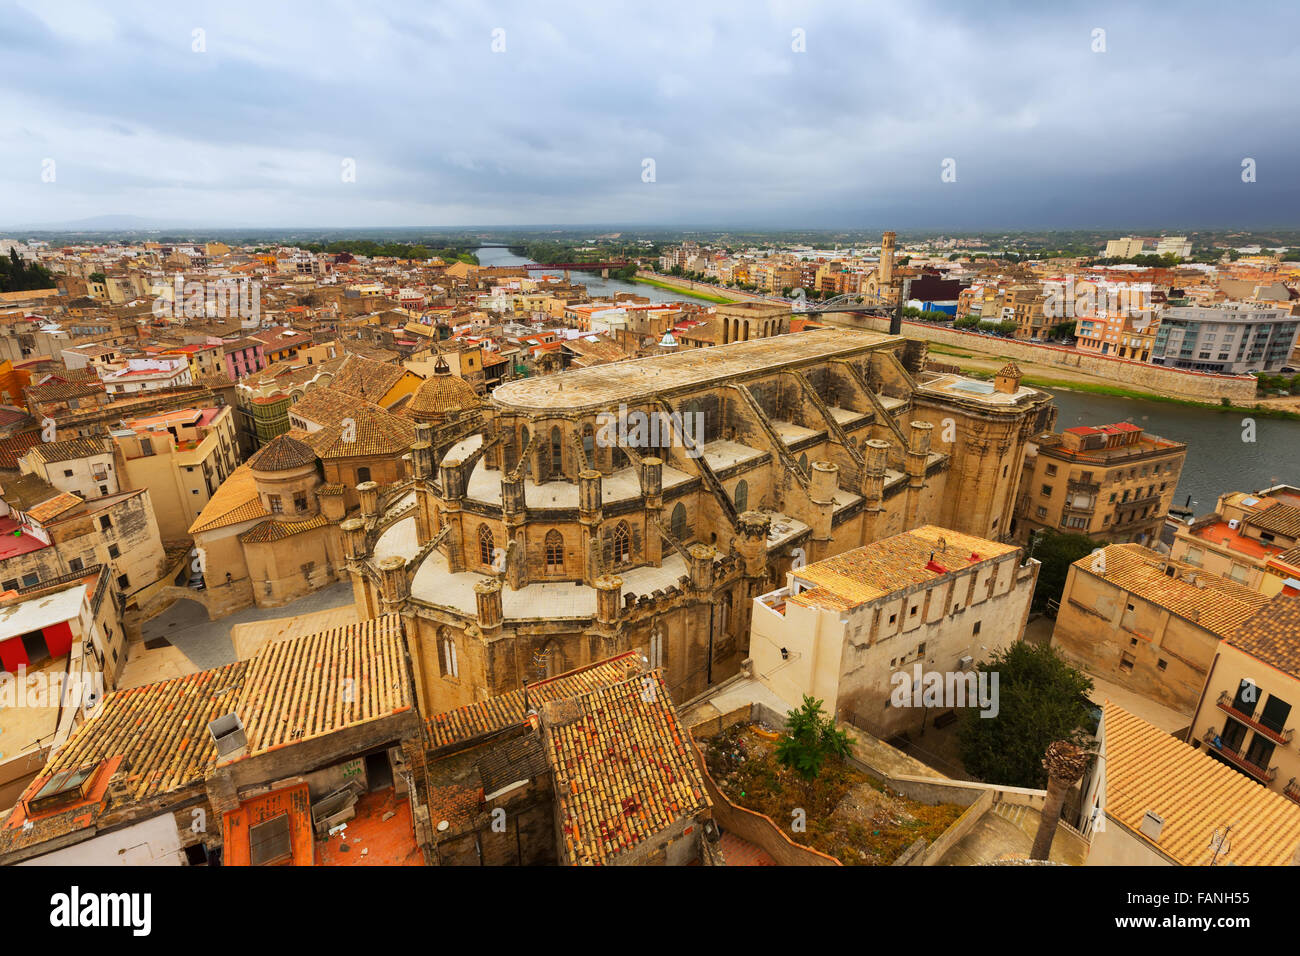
{"left": 790, "top": 526, "right": 1019, "bottom": 611}
{"left": 1102, "top": 702, "right": 1300, "bottom": 866}
{"left": 1226, "top": 596, "right": 1300, "bottom": 680}
{"left": 492, "top": 328, "right": 896, "bottom": 412}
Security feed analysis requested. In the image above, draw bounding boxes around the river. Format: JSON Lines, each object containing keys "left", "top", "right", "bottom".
{"left": 474, "top": 247, "right": 1300, "bottom": 511}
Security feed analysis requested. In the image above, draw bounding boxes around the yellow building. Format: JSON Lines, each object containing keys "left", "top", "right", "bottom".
{"left": 1171, "top": 486, "right": 1300, "bottom": 596}
{"left": 1187, "top": 597, "right": 1300, "bottom": 800}
{"left": 112, "top": 405, "right": 239, "bottom": 540}
{"left": 1015, "top": 421, "right": 1186, "bottom": 547}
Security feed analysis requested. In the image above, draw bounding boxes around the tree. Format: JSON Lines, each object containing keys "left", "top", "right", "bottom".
{"left": 957, "top": 643, "right": 1093, "bottom": 788}
{"left": 1030, "top": 740, "right": 1092, "bottom": 860}
{"left": 1029, "top": 529, "right": 1095, "bottom": 612}
{"left": 775, "top": 695, "right": 851, "bottom": 781}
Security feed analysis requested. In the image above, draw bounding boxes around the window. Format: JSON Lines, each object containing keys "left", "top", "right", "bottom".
{"left": 22, "top": 573, "right": 39, "bottom": 588}
{"left": 294, "top": 492, "right": 308, "bottom": 513}
{"left": 972, "top": 621, "right": 981, "bottom": 636}
{"left": 1, "top": 579, "right": 17, "bottom": 592}
{"left": 1119, "top": 652, "right": 1136, "bottom": 672}
{"left": 63, "top": 469, "right": 73, "bottom": 478}
{"left": 1045, "top": 464, "right": 1057, "bottom": 476}
{"left": 551, "top": 426, "right": 563, "bottom": 475}
{"left": 438, "top": 629, "right": 459, "bottom": 678}
{"left": 648, "top": 629, "right": 664, "bottom": 669}
{"left": 69, "top": 558, "right": 84, "bottom": 572}
{"left": 249, "top": 814, "right": 292, "bottom": 866}
{"left": 108, "top": 543, "right": 120, "bottom": 558}
{"left": 733, "top": 479, "right": 748, "bottom": 512}
{"left": 117, "top": 573, "right": 130, "bottom": 590}
{"left": 99, "top": 515, "right": 112, "bottom": 531}
{"left": 1041, "top": 484, "right": 1053, "bottom": 497}
{"left": 544, "top": 530, "right": 564, "bottom": 573}
{"left": 612, "top": 521, "right": 631, "bottom": 564}
{"left": 1036, "top": 506, "right": 1047, "bottom": 518}
{"left": 357, "top": 466, "right": 371, "bottom": 484}
{"left": 268, "top": 494, "right": 283, "bottom": 514}
{"left": 798, "top": 452, "right": 808, "bottom": 474}
{"left": 1157, "top": 659, "right": 1168, "bottom": 671}
{"left": 670, "top": 502, "right": 688, "bottom": 541}
{"left": 478, "top": 524, "right": 495, "bottom": 567}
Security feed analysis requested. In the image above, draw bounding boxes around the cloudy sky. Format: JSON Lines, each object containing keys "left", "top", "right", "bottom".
{"left": 3, "top": 0, "right": 1298, "bottom": 230}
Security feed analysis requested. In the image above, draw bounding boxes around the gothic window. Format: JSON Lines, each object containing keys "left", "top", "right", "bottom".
{"left": 582, "top": 424, "right": 595, "bottom": 467}
{"left": 649, "top": 628, "right": 664, "bottom": 669}
{"left": 550, "top": 426, "right": 563, "bottom": 476}
{"left": 734, "top": 479, "right": 749, "bottom": 512}
{"left": 670, "top": 502, "right": 688, "bottom": 541}
{"left": 613, "top": 521, "right": 631, "bottom": 564}
{"left": 438, "top": 629, "right": 459, "bottom": 678}
{"left": 798, "top": 453, "right": 808, "bottom": 475}
{"left": 545, "top": 530, "right": 564, "bottom": 573}
{"left": 478, "top": 524, "right": 495, "bottom": 567}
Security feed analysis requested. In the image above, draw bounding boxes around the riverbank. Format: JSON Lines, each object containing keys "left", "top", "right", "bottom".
{"left": 923, "top": 341, "right": 1300, "bottom": 420}
{"left": 630, "top": 274, "right": 738, "bottom": 304}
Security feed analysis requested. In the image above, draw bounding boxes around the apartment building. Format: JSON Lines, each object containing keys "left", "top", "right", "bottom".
{"left": 1051, "top": 544, "right": 1271, "bottom": 714}
{"left": 1187, "top": 597, "right": 1300, "bottom": 800}
{"left": 1104, "top": 237, "right": 1147, "bottom": 258}
{"left": 1151, "top": 303, "right": 1300, "bottom": 373}
{"left": 111, "top": 404, "right": 239, "bottom": 539}
{"left": 97, "top": 356, "right": 193, "bottom": 397}
{"left": 1171, "top": 486, "right": 1300, "bottom": 596}
{"left": 1014, "top": 423, "right": 1186, "bottom": 547}
{"left": 750, "top": 526, "right": 1037, "bottom": 738}
{"left": 18, "top": 437, "right": 120, "bottom": 500}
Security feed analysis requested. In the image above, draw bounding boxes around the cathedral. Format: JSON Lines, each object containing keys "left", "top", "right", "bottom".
{"left": 342, "top": 327, "right": 1057, "bottom": 715}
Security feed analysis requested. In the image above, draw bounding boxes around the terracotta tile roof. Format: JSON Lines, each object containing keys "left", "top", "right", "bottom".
{"left": 329, "top": 353, "right": 410, "bottom": 404}
{"left": 286, "top": 384, "right": 381, "bottom": 428}
{"left": 1227, "top": 596, "right": 1300, "bottom": 679}
{"left": 38, "top": 662, "right": 249, "bottom": 801}
{"left": 1102, "top": 702, "right": 1300, "bottom": 866}
{"left": 1248, "top": 499, "right": 1300, "bottom": 539}
{"left": 544, "top": 670, "right": 710, "bottom": 865}
{"left": 1076, "top": 544, "right": 1270, "bottom": 638}
{"left": 246, "top": 432, "right": 317, "bottom": 472}
{"left": 295, "top": 406, "right": 416, "bottom": 460}
{"left": 790, "top": 525, "right": 1018, "bottom": 610}
{"left": 404, "top": 368, "right": 481, "bottom": 421}
{"left": 238, "top": 512, "right": 329, "bottom": 544}
{"left": 23, "top": 436, "right": 108, "bottom": 464}
{"left": 425, "top": 652, "right": 640, "bottom": 749}
{"left": 0, "top": 431, "right": 42, "bottom": 469}
{"left": 235, "top": 614, "right": 412, "bottom": 756}
{"left": 997, "top": 361, "right": 1023, "bottom": 377}
{"left": 188, "top": 464, "right": 266, "bottom": 533}
{"left": 26, "top": 491, "right": 83, "bottom": 524}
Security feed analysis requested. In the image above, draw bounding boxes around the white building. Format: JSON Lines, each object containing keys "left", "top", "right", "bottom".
{"left": 749, "top": 525, "right": 1038, "bottom": 738}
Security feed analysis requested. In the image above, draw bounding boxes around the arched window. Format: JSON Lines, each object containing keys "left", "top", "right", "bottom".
{"left": 670, "top": 502, "right": 688, "bottom": 541}
{"left": 545, "top": 530, "right": 564, "bottom": 573}
{"left": 519, "top": 427, "right": 531, "bottom": 476}
{"left": 733, "top": 479, "right": 748, "bottom": 512}
{"left": 649, "top": 627, "right": 664, "bottom": 669}
{"left": 438, "top": 628, "right": 459, "bottom": 678}
{"left": 550, "top": 426, "right": 563, "bottom": 476}
{"left": 582, "top": 424, "right": 595, "bottom": 467}
{"left": 613, "top": 521, "right": 631, "bottom": 564}
{"left": 478, "top": 524, "right": 495, "bottom": 567}
{"left": 357, "top": 466, "right": 371, "bottom": 484}
{"left": 798, "top": 453, "right": 808, "bottom": 475}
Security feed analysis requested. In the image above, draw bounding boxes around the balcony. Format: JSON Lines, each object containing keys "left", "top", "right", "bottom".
{"left": 1286, "top": 779, "right": 1300, "bottom": 806}
{"left": 1202, "top": 728, "right": 1278, "bottom": 783}
{"left": 1216, "top": 692, "right": 1294, "bottom": 745}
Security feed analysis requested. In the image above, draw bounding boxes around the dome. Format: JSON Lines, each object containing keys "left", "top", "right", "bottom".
{"left": 405, "top": 355, "right": 482, "bottom": 423}
{"left": 247, "top": 433, "right": 317, "bottom": 472}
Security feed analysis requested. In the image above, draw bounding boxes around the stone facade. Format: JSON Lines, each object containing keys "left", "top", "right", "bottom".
{"left": 345, "top": 328, "right": 1056, "bottom": 716}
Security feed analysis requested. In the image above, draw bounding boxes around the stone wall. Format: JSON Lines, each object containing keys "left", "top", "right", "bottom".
{"left": 833, "top": 313, "right": 1258, "bottom": 405}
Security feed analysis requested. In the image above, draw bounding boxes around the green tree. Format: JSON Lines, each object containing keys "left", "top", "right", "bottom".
{"left": 1029, "top": 529, "right": 1095, "bottom": 612}
{"left": 957, "top": 643, "right": 1094, "bottom": 788}
{"left": 775, "top": 695, "right": 852, "bottom": 781}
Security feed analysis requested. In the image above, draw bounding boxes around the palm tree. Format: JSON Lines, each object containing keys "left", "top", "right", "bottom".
{"left": 1030, "top": 740, "right": 1091, "bottom": 861}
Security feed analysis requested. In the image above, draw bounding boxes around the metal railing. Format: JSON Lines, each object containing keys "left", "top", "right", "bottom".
{"left": 1216, "top": 692, "right": 1294, "bottom": 745}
